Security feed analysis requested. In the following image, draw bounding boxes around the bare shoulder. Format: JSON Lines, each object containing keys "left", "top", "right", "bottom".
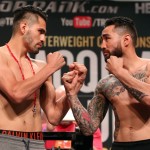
{"left": 0, "top": 46, "right": 9, "bottom": 63}
{"left": 96, "top": 74, "right": 114, "bottom": 93}
{"left": 141, "top": 58, "right": 150, "bottom": 71}
{"left": 146, "top": 59, "right": 150, "bottom": 69}
{"left": 99, "top": 74, "right": 114, "bottom": 85}
{"left": 0, "top": 45, "right": 7, "bottom": 55}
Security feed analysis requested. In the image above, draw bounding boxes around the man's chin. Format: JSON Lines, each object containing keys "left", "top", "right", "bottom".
{"left": 105, "top": 56, "right": 110, "bottom": 62}
{"left": 31, "top": 49, "right": 39, "bottom": 54}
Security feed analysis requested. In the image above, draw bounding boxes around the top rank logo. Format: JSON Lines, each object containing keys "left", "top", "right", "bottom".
{"left": 73, "top": 16, "right": 92, "bottom": 28}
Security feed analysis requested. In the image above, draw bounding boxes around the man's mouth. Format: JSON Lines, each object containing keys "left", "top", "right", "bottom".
{"left": 37, "top": 43, "right": 43, "bottom": 48}
{"left": 103, "top": 52, "right": 110, "bottom": 62}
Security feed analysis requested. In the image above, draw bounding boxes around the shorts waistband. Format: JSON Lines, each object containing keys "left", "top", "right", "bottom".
{"left": 113, "top": 139, "right": 150, "bottom": 146}
{"left": 0, "top": 129, "right": 43, "bottom": 140}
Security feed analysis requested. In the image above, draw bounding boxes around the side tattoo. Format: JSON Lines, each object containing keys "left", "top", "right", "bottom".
{"left": 112, "top": 105, "right": 120, "bottom": 140}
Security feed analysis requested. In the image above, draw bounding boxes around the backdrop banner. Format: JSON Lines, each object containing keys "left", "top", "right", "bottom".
{"left": 0, "top": 0, "right": 150, "bottom": 149}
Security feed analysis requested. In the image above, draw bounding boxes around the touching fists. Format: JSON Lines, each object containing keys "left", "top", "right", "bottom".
{"left": 62, "top": 63, "right": 87, "bottom": 96}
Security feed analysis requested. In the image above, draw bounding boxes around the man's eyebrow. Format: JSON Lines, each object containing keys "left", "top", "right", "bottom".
{"left": 101, "top": 33, "right": 110, "bottom": 38}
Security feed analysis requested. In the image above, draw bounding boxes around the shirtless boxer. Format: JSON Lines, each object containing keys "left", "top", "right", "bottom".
{"left": 0, "top": 5, "right": 86, "bottom": 150}
{"left": 62, "top": 16, "right": 150, "bottom": 150}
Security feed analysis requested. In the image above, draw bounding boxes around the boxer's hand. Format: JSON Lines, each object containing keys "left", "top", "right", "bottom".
{"left": 106, "top": 56, "right": 123, "bottom": 75}
{"left": 47, "top": 52, "right": 65, "bottom": 73}
{"left": 62, "top": 71, "right": 82, "bottom": 96}
{"left": 69, "top": 62, "right": 87, "bottom": 84}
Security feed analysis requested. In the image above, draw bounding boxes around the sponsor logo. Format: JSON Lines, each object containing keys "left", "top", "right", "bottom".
{"left": 73, "top": 16, "right": 92, "bottom": 28}
{"left": 1, "top": 130, "right": 43, "bottom": 140}
{"left": 61, "top": 17, "right": 107, "bottom": 27}
{"left": 0, "top": 0, "right": 118, "bottom": 14}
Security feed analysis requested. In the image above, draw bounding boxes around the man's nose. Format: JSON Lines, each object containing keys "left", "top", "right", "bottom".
{"left": 40, "top": 34, "right": 45, "bottom": 43}
{"left": 100, "top": 40, "right": 106, "bottom": 49}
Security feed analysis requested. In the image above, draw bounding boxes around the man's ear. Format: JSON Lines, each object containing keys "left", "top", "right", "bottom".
{"left": 20, "top": 21, "right": 27, "bottom": 34}
{"left": 123, "top": 34, "right": 130, "bottom": 47}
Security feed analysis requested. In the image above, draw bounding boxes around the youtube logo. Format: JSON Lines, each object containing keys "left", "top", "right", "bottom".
{"left": 73, "top": 16, "right": 92, "bottom": 28}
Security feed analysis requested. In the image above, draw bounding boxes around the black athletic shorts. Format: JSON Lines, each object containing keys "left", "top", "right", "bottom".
{"left": 112, "top": 139, "right": 150, "bottom": 150}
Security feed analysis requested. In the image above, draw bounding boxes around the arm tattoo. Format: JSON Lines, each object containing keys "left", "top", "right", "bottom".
{"left": 68, "top": 81, "right": 109, "bottom": 135}
{"left": 123, "top": 70, "right": 148, "bottom": 102}
{"left": 69, "top": 95, "right": 94, "bottom": 135}
{"left": 123, "top": 84, "right": 148, "bottom": 102}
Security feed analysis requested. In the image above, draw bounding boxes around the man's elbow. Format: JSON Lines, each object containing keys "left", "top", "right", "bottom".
{"left": 9, "top": 91, "right": 25, "bottom": 104}
{"left": 48, "top": 118, "right": 61, "bottom": 126}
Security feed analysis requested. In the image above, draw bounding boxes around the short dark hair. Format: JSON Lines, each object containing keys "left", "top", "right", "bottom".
{"left": 104, "top": 16, "right": 138, "bottom": 47}
{"left": 13, "top": 5, "right": 48, "bottom": 22}
{"left": 12, "top": 5, "right": 48, "bottom": 34}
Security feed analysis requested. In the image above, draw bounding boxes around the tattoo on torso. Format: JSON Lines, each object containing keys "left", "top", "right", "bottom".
{"left": 99, "top": 67, "right": 149, "bottom": 140}
{"left": 101, "top": 68, "right": 148, "bottom": 101}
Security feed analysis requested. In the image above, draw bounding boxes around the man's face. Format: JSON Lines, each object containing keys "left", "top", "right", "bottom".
{"left": 23, "top": 16, "right": 46, "bottom": 54}
{"left": 100, "top": 25, "right": 123, "bottom": 62}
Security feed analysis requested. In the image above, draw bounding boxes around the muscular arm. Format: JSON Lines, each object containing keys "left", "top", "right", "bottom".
{"left": 107, "top": 57, "right": 150, "bottom": 106}
{"left": 62, "top": 63, "right": 109, "bottom": 135}
{"left": 41, "top": 62, "right": 87, "bottom": 126}
{"left": 0, "top": 52, "right": 65, "bottom": 104}
{"left": 114, "top": 67, "right": 150, "bottom": 105}
{"left": 66, "top": 82, "right": 109, "bottom": 136}
{"left": 40, "top": 80, "right": 69, "bottom": 126}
